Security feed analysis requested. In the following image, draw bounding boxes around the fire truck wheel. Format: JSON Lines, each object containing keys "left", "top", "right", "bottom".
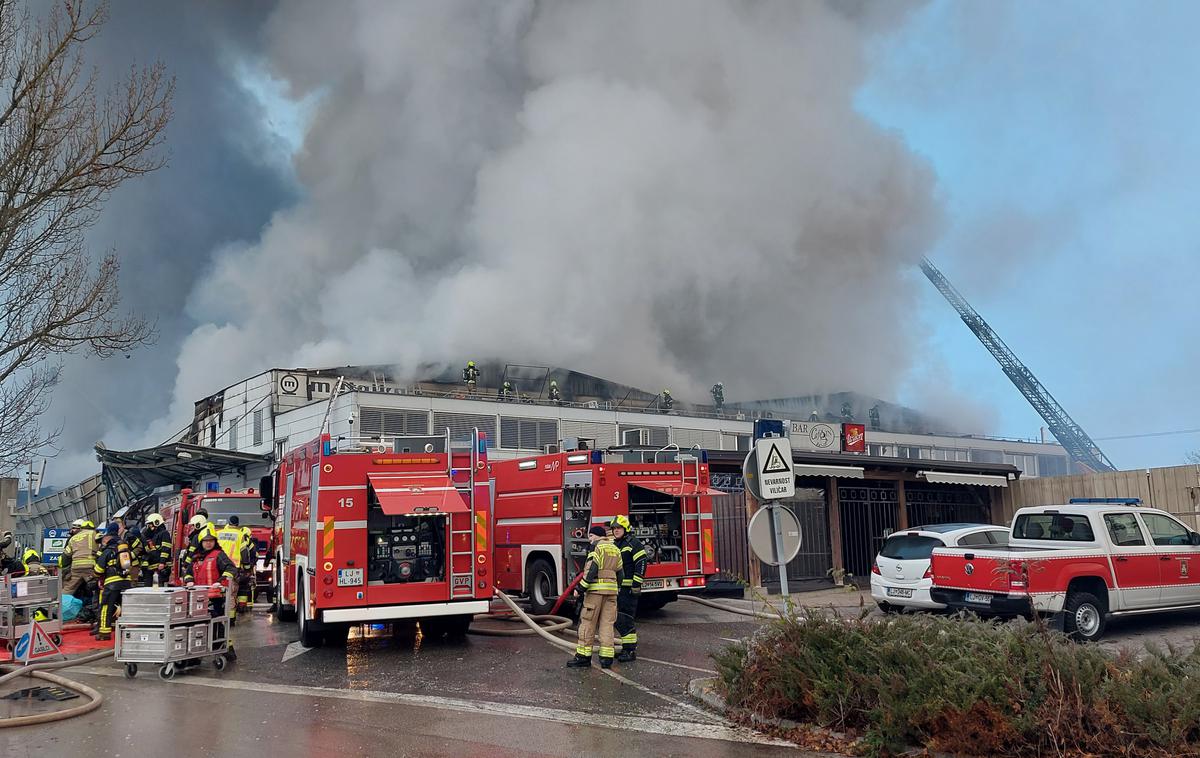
{"left": 297, "top": 586, "right": 325, "bottom": 648}
{"left": 526, "top": 558, "right": 557, "bottom": 615}
{"left": 275, "top": 559, "right": 297, "bottom": 622}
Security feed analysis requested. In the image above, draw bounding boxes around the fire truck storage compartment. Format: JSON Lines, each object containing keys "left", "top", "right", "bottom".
{"left": 366, "top": 503, "right": 447, "bottom": 585}
{"left": 628, "top": 485, "right": 684, "bottom": 564}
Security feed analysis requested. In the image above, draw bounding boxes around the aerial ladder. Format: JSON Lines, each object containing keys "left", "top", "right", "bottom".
{"left": 920, "top": 257, "right": 1116, "bottom": 473}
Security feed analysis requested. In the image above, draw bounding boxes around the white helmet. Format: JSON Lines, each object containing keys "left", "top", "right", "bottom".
{"left": 188, "top": 514, "right": 207, "bottom": 529}
{"left": 70, "top": 519, "right": 84, "bottom": 528}
{"left": 145, "top": 513, "right": 164, "bottom": 527}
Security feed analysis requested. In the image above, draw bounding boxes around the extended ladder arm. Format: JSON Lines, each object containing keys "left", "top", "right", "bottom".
{"left": 919, "top": 257, "right": 1116, "bottom": 473}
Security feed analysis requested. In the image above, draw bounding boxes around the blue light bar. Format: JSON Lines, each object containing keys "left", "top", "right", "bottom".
{"left": 753, "top": 419, "right": 785, "bottom": 440}
{"left": 1068, "top": 497, "right": 1142, "bottom": 505}
{"left": 322, "top": 440, "right": 333, "bottom": 456}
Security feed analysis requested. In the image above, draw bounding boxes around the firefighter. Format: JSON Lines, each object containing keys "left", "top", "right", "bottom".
{"left": 711, "top": 382, "right": 725, "bottom": 412}
{"left": 21, "top": 548, "right": 48, "bottom": 576}
{"left": 500, "top": 381, "right": 513, "bottom": 401}
{"left": 124, "top": 523, "right": 143, "bottom": 585}
{"left": 61, "top": 519, "right": 99, "bottom": 599}
{"left": 217, "top": 516, "right": 255, "bottom": 612}
{"left": 462, "top": 361, "right": 479, "bottom": 393}
{"left": 181, "top": 510, "right": 215, "bottom": 578}
{"left": 609, "top": 515, "right": 647, "bottom": 662}
{"left": 141, "top": 512, "right": 172, "bottom": 586}
{"left": 809, "top": 410, "right": 819, "bottom": 422}
{"left": 567, "top": 526, "right": 624, "bottom": 669}
{"left": 548, "top": 379, "right": 561, "bottom": 404}
{"left": 93, "top": 523, "right": 132, "bottom": 640}
{"left": 184, "top": 530, "right": 238, "bottom": 661}
{"left": 660, "top": 390, "right": 674, "bottom": 412}
{"left": 869, "top": 404, "right": 881, "bottom": 430}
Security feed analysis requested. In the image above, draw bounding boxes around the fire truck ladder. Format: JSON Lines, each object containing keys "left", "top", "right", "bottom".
{"left": 677, "top": 452, "right": 704, "bottom": 574}
{"left": 446, "top": 428, "right": 479, "bottom": 595}
{"left": 920, "top": 257, "right": 1116, "bottom": 473}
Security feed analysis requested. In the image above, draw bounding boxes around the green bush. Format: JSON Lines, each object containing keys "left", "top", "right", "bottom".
{"left": 712, "top": 610, "right": 1200, "bottom": 757}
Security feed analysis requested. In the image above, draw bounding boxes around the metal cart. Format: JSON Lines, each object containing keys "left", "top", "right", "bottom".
{"left": 1, "top": 574, "right": 64, "bottom": 651}
{"left": 115, "top": 585, "right": 230, "bottom": 680}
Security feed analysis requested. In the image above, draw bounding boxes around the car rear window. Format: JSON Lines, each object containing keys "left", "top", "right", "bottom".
{"left": 880, "top": 535, "right": 942, "bottom": 560}
{"left": 1012, "top": 514, "right": 1095, "bottom": 541}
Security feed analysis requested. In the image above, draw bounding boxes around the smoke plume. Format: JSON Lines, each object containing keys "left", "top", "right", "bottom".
{"left": 51, "top": 0, "right": 945, "bottom": 481}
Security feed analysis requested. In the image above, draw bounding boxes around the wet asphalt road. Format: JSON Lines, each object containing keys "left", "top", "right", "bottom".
{"left": 0, "top": 597, "right": 799, "bottom": 757}
{"left": 5, "top": 589, "right": 1199, "bottom": 757}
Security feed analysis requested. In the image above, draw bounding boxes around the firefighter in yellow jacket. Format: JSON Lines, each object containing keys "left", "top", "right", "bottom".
{"left": 567, "top": 526, "right": 624, "bottom": 669}
{"left": 216, "top": 516, "right": 255, "bottom": 611}
{"left": 61, "top": 519, "right": 98, "bottom": 598}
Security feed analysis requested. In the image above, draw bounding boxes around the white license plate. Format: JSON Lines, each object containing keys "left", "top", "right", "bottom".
{"left": 336, "top": 568, "right": 364, "bottom": 587}
{"left": 452, "top": 576, "right": 473, "bottom": 587}
{"left": 642, "top": 579, "right": 666, "bottom": 590}
{"left": 964, "top": 592, "right": 992, "bottom": 604}
{"left": 886, "top": 587, "right": 913, "bottom": 598}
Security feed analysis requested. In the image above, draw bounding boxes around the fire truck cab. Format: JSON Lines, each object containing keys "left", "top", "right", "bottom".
{"left": 491, "top": 445, "right": 720, "bottom": 614}
{"left": 162, "top": 487, "right": 275, "bottom": 593}
{"left": 272, "top": 429, "right": 492, "bottom": 647}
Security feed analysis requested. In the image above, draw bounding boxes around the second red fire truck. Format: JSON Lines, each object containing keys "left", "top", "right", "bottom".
{"left": 162, "top": 487, "right": 276, "bottom": 597}
{"left": 271, "top": 428, "right": 493, "bottom": 647}
{"left": 490, "top": 446, "right": 720, "bottom": 614}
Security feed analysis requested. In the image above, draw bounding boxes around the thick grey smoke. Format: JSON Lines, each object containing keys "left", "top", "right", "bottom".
{"left": 157, "top": 0, "right": 937, "bottom": 424}
{"left": 51, "top": 0, "right": 945, "bottom": 481}
{"left": 43, "top": 1, "right": 293, "bottom": 480}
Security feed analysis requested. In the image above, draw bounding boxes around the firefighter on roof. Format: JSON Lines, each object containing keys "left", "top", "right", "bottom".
{"left": 548, "top": 379, "right": 561, "bottom": 404}
{"left": 462, "top": 361, "right": 479, "bottom": 393}
{"left": 500, "top": 381, "right": 513, "bottom": 401}
{"left": 185, "top": 530, "right": 238, "bottom": 661}
{"left": 93, "top": 523, "right": 132, "bottom": 640}
{"left": 609, "top": 515, "right": 647, "bottom": 662}
{"left": 567, "top": 526, "right": 624, "bottom": 669}
{"left": 660, "top": 390, "right": 674, "bottom": 411}
{"left": 711, "top": 382, "right": 724, "bottom": 411}
{"left": 141, "top": 512, "right": 172, "bottom": 586}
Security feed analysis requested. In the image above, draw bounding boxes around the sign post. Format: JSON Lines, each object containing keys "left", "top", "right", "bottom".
{"left": 746, "top": 422, "right": 798, "bottom": 596}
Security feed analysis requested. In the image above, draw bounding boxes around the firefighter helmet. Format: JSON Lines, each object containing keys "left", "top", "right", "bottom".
{"left": 609, "top": 515, "right": 632, "bottom": 532}
{"left": 81, "top": 520, "right": 95, "bottom": 529}
{"left": 145, "top": 513, "right": 164, "bottom": 527}
{"left": 22, "top": 548, "right": 41, "bottom": 564}
{"left": 188, "top": 514, "right": 208, "bottom": 529}
{"left": 467, "top": 361, "right": 476, "bottom": 367}
{"left": 70, "top": 519, "right": 84, "bottom": 528}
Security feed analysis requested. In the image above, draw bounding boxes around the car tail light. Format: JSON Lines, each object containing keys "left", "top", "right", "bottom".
{"left": 871, "top": 561, "right": 881, "bottom": 575}
{"left": 923, "top": 565, "right": 932, "bottom": 580}
{"left": 1008, "top": 560, "right": 1028, "bottom": 590}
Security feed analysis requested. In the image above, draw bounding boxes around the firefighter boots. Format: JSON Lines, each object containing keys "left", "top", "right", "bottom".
{"left": 566, "top": 653, "right": 592, "bottom": 668}
{"left": 616, "top": 645, "right": 637, "bottom": 663}
{"left": 599, "top": 657, "right": 614, "bottom": 669}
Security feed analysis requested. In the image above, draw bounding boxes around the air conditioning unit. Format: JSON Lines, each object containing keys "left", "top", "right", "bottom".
{"left": 544, "top": 443, "right": 560, "bottom": 454}
{"left": 622, "top": 429, "right": 651, "bottom": 446}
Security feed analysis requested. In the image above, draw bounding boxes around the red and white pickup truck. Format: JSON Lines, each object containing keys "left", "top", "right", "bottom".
{"left": 929, "top": 499, "right": 1200, "bottom": 641}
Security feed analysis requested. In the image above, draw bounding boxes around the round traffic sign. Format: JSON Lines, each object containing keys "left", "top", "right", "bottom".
{"left": 741, "top": 451, "right": 760, "bottom": 501}
{"left": 748, "top": 505, "right": 802, "bottom": 566}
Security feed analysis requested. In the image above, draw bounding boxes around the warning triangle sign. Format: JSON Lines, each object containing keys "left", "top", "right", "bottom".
{"left": 761, "top": 443, "right": 791, "bottom": 474}
{"left": 17, "top": 620, "right": 63, "bottom": 663}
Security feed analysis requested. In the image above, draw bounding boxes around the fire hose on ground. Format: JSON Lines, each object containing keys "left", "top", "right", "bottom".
{"left": 0, "top": 649, "right": 114, "bottom": 727}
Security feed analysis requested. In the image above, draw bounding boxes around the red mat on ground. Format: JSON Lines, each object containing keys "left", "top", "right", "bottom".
{"left": 0, "top": 625, "right": 113, "bottom": 664}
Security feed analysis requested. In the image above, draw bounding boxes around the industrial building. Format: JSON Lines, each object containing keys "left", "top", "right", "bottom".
{"left": 16, "top": 362, "right": 1077, "bottom": 589}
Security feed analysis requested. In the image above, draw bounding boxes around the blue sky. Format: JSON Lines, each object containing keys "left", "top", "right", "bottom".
{"left": 859, "top": 0, "right": 1200, "bottom": 468}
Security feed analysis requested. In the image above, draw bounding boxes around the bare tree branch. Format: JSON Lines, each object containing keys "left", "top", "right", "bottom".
{"left": 0, "top": 0, "right": 172, "bottom": 471}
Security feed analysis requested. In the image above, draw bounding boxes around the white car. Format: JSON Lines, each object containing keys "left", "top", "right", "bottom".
{"left": 871, "top": 523, "right": 1009, "bottom": 612}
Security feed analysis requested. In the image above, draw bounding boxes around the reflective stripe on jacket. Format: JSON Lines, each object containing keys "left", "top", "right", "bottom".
{"left": 94, "top": 540, "right": 132, "bottom": 585}
{"left": 67, "top": 530, "right": 98, "bottom": 568}
{"left": 615, "top": 533, "right": 648, "bottom": 588}
{"left": 578, "top": 538, "right": 623, "bottom": 595}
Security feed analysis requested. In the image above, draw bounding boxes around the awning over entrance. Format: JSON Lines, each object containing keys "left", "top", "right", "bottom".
{"left": 630, "top": 481, "right": 725, "bottom": 498}
{"left": 794, "top": 464, "right": 866, "bottom": 479}
{"left": 367, "top": 473, "right": 470, "bottom": 516}
{"left": 918, "top": 471, "right": 1009, "bottom": 488}
{"left": 96, "top": 442, "right": 273, "bottom": 508}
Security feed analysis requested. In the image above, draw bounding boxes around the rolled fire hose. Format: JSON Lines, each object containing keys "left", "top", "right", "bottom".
{"left": 0, "top": 648, "right": 114, "bottom": 727}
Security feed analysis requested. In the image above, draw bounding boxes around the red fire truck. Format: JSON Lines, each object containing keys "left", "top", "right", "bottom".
{"left": 490, "top": 446, "right": 719, "bottom": 614}
{"left": 162, "top": 487, "right": 276, "bottom": 596}
{"left": 271, "top": 429, "right": 493, "bottom": 647}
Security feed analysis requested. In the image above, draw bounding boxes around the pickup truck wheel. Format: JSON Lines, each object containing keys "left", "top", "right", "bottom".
{"left": 1064, "top": 591, "right": 1106, "bottom": 642}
